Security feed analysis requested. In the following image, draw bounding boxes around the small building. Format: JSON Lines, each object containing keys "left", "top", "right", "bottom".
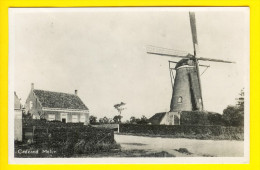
{"left": 14, "top": 92, "right": 23, "bottom": 141}
{"left": 25, "top": 83, "right": 89, "bottom": 125}
{"left": 149, "top": 112, "right": 180, "bottom": 125}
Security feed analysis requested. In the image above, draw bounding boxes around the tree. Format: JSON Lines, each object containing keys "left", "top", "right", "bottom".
{"left": 222, "top": 105, "right": 244, "bottom": 126}
{"left": 128, "top": 115, "right": 149, "bottom": 124}
{"left": 98, "top": 117, "right": 109, "bottom": 124}
{"left": 236, "top": 88, "right": 244, "bottom": 112}
{"left": 222, "top": 88, "right": 245, "bottom": 127}
{"left": 113, "top": 115, "right": 123, "bottom": 124}
{"left": 99, "top": 118, "right": 104, "bottom": 124}
{"left": 89, "top": 115, "right": 97, "bottom": 124}
{"left": 130, "top": 116, "right": 137, "bottom": 124}
{"left": 108, "top": 118, "right": 113, "bottom": 124}
{"left": 23, "top": 111, "right": 32, "bottom": 120}
{"left": 140, "top": 115, "right": 149, "bottom": 124}
{"left": 114, "top": 102, "right": 126, "bottom": 123}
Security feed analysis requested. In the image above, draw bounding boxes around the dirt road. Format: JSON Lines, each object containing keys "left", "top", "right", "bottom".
{"left": 115, "top": 134, "right": 244, "bottom": 157}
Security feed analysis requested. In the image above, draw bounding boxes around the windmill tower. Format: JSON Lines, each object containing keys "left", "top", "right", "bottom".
{"left": 147, "top": 12, "right": 234, "bottom": 112}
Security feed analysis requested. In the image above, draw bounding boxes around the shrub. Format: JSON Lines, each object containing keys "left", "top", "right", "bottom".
{"left": 208, "top": 112, "right": 224, "bottom": 126}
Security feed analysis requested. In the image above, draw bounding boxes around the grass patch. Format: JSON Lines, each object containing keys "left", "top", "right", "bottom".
{"left": 121, "top": 143, "right": 147, "bottom": 146}
{"left": 174, "top": 148, "right": 192, "bottom": 155}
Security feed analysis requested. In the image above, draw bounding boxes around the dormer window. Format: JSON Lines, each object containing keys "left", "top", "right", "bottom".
{"left": 178, "top": 96, "right": 182, "bottom": 103}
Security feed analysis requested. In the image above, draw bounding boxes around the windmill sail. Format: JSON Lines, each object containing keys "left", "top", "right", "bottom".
{"left": 189, "top": 11, "right": 204, "bottom": 110}
{"left": 146, "top": 45, "right": 235, "bottom": 63}
{"left": 189, "top": 12, "right": 199, "bottom": 55}
{"left": 146, "top": 45, "right": 191, "bottom": 59}
{"left": 188, "top": 73, "right": 198, "bottom": 110}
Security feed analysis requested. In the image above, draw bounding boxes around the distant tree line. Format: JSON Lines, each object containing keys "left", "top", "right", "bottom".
{"left": 89, "top": 115, "right": 149, "bottom": 125}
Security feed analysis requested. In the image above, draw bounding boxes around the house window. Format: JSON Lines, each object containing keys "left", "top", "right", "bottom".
{"left": 72, "top": 115, "right": 78, "bottom": 123}
{"left": 29, "top": 101, "right": 33, "bottom": 109}
{"left": 178, "top": 96, "right": 182, "bottom": 103}
{"left": 80, "top": 115, "right": 86, "bottom": 123}
{"left": 48, "top": 114, "right": 55, "bottom": 121}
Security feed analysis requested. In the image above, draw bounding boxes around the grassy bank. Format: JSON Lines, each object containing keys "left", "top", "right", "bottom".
{"left": 119, "top": 124, "right": 244, "bottom": 140}
{"left": 117, "top": 132, "right": 243, "bottom": 140}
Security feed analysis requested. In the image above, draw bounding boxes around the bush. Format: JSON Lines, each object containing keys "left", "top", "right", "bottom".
{"left": 208, "top": 112, "right": 225, "bottom": 126}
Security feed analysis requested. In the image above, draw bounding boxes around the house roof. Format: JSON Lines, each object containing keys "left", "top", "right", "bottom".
{"left": 33, "top": 89, "right": 88, "bottom": 110}
{"left": 149, "top": 112, "right": 166, "bottom": 125}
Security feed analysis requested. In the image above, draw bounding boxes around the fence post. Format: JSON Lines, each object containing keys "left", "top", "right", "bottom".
{"left": 32, "top": 126, "right": 35, "bottom": 143}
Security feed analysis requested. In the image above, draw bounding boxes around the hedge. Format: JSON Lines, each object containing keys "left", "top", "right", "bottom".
{"left": 18, "top": 119, "right": 118, "bottom": 157}
{"left": 180, "top": 111, "right": 225, "bottom": 126}
{"left": 23, "top": 119, "right": 85, "bottom": 128}
{"left": 119, "top": 124, "right": 244, "bottom": 140}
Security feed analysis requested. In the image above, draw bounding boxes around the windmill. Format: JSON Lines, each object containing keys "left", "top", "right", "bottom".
{"left": 147, "top": 12, "right": 235, "bottom": 112}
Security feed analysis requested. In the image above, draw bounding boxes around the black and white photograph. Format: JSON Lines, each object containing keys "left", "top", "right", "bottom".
{"left": 8, "top": 7, "right": 249, "bottom": 164}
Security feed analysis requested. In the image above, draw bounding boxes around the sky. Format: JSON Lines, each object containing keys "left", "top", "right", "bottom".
{"left": 10, "top": 7, "right": 249, "bottom": 121}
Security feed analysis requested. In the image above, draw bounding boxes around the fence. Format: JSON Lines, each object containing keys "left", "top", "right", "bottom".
{"left": 91, "top": 124, "right": 119, "bottom": 132}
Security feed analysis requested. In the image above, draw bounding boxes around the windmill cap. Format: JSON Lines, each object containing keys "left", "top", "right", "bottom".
{"left": 175, "top": 59, "right": 195, "bottom": 69}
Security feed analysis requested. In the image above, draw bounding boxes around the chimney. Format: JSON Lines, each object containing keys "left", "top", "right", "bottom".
{"left": 75, "top": 90, "right": 78, "bottom": 95}
{"left": 31, "top": 83, "right": 34, "bottom": 90}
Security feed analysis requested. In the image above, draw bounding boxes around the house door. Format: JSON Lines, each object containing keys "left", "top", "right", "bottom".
{"left": 61, "top": 113, "right": 67, "bottom": 123}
